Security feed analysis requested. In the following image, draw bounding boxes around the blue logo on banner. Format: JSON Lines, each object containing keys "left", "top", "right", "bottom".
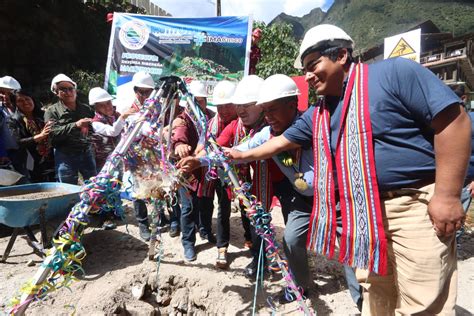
{"left": 119, "top": 20, "right": 150, "bottom": 50}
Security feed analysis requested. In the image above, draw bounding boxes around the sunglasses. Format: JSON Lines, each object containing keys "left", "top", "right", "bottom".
{"left": 57, "top": 87, "right": 76, "bottom": 93}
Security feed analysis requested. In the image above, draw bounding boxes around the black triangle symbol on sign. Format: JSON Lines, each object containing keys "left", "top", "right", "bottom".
{"left": 389, "top": 37, "right": 416, "bottom": 58}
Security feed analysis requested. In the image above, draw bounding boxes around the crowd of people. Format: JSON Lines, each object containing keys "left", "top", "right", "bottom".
{"left": 1, "top": 23, "right": 473, "bottom": 315}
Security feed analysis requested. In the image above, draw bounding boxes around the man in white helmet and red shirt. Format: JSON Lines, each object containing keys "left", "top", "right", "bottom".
{"left": 179, "top": 75, "right": 282, "bottom": 270}
{"left": 171, "top": 80, "right": 237, "bottom": 262}
{"left": 227, "top": 74, "right": 315, "bottom": 302}
{"left": 227, "top": 24, "right": 468, "bottom": 314}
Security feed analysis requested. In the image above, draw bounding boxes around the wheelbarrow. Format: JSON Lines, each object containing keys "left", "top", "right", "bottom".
{"left": 0, "top": 182, "right": 81, "bottom": 262}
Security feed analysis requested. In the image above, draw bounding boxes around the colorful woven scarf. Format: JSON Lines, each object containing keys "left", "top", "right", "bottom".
{"left": 233, "top": 118, "right": 273, "bottom": 209}
{"left": 197, "top": 113, "right": 226, "bottom": 198}
{"left": 308, "top": 63, "right": 387, "bottom": 275}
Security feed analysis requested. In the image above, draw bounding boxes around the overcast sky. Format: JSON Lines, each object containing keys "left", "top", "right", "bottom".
{"left": 151, "top": 0, "right": 334, "bottom": 23}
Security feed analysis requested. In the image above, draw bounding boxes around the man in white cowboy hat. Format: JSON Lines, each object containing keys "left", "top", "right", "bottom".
{"left": 45, "top": 73, "right": 96, "bottom": 184}
{"left": 227, "top": 24, "right": 469, "bottom": 315}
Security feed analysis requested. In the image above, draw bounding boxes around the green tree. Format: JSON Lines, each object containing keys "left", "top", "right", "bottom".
{"left": 254, "top": 21, "right": 300, "bottom": 78}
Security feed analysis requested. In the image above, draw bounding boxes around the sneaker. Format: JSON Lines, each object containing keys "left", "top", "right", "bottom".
{"left": 277, "top": 287, "right": 307, "bottom": 305}
{"left": 102, "top": 219, "right": 117, "bottom": 230}
{"left": 169, "top": 226, "right": 180, "bottom": 238}
{"left": 184, "top": 246, "right": 196, "bottom": 262}
{"left": 244, "top": 240, "right": 253, "bottom": 249}
{"left": 215, "top": 247, "right": 228, "bottom": 269}
{"left": 139, "top": 223, "right": 151, "bottom": 241}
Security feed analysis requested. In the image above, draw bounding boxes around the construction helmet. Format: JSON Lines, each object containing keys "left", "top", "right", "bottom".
{"left": 212, "top": 80, "right": 236, "bottom": 106}
{"left": 0, "top": 76, "right": 21, "bottom": 90}
{"left": 231, "top": 75, "right": 264, "bottom": 105}
{"left": 88, "top": 87, "right": 113, "bottom": 105}
{"left": 294, "top": 24, "right": 354, "bottom": 69}
{"left": 51, "top": 74, "right": 76, "bottom": 92}
{"left": 256, "top": 74, "right": 300, "bottom": 105}
{"left": 131, "top": 71, "right": 155, "bottom": 89}
{"left": 189, "top": 80, "right": 207, "bottom": 98}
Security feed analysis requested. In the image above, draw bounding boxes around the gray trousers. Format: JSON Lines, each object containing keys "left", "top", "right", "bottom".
{"left": 282, "top": 190, "right": 361, "bottom": 304}
{"left": 283, "top": 208, "right": 312, "bottom": 290}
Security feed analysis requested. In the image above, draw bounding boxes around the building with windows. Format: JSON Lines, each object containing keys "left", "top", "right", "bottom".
{"left": 359, "top": 21, "right": 473, "bottom": 108}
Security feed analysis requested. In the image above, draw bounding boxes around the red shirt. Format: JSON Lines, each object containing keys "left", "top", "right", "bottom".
{"left": 217, "top": 119, "right": 285, "bottom": 208}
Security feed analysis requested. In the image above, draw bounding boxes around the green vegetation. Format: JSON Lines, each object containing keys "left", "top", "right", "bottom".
{"left": 2, "top": 0, "right": 472, "bottom": 106}
{"left": 271, "top": 0, "right": 474, "bottom": 52}
{"left": 0, "top": 0, "right": 145, "bottom": 105}
{"left": 254, "top": 21, "right": 300, "bottom": 78}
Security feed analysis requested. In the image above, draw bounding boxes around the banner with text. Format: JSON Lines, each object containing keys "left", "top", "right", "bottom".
{"left": 105, "top": 13, "right": 251, "bottom": 109}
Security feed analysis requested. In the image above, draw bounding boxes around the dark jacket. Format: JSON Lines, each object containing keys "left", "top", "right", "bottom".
{"left": 8, "top": 111, "right": 54, "bottom": 182}
{"left": 44, "top": 100, "right": 94, "bottom": 153}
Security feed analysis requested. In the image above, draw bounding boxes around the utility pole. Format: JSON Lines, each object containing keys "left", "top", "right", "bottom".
{"left": 216, "top": 0, "right": 221, "bottom": 16}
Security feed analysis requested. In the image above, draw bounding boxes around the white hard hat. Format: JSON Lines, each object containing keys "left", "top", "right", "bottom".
{"left": 212, "top": 80, "right": 236, "bottom": 106}
{"left": 189, "top": 80, "right": 207, "bottom": 98}
{"left": 294, "top": 24, "right": 354, "bottom": 69}
{"left": 256, "top": 74, "right": 300, "bottom": 105}
{"left": 231, "top": 75, "right": 264, "bottom": 105}
{"left": 132, "top": 71, "right": 155, "bottom": 89}
{"left": 88, "top": 87, "right": 113, "bottom": 105}
{"left": 0, "top": 76, "right": 21, "bottom": 90}
{"left": 51, "top": 74, "right": 77, "bottom": 92}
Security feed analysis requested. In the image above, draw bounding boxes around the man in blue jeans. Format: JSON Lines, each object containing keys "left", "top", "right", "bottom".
{"left": 45, "top": 74, "right": 96, "bottom": 184}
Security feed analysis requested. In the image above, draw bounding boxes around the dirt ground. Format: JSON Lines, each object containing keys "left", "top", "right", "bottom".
{"left": 0, "top": 202, "right": 473, "bottom": 315}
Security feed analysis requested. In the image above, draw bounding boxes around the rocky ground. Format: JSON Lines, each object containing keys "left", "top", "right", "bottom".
{"left": 0, "top": 202, "right": 473, "bottom": 315}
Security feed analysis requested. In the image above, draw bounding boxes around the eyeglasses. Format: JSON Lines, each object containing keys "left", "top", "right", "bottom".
{"left": 57, "top": 87, "right": 76, "bottom": 93}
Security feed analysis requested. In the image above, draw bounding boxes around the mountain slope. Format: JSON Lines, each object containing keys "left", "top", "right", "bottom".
{"left": 270, "top": 0, "right": 474, "bottom": 52}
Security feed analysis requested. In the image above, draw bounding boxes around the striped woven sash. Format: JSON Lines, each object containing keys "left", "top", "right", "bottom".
{"left": 234, "top": 118, "right": 272, "bottom": 209}
{"left": 307, "top": 63, "right": 387, "bottom": 275}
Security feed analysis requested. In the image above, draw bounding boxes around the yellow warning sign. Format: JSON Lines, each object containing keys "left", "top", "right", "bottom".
{"left": 388, "top": 38, "right": 416, "bottom": 58}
